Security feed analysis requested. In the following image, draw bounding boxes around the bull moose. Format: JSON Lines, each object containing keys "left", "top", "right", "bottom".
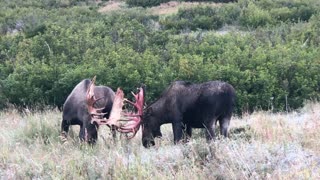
{"left": 86, "top": 79, "right": 235, "bottom": 148}
{"left": 61, "top": 77, "right": 115, "bottom": 144}
{"left": 142, "top": 81, "right": 235, "bottom": 147}
{"left": 109, "top": 80, "right": 236, "bottom": 148}
{"left": 141, "top": 81, "right": 236, "bottom": 147}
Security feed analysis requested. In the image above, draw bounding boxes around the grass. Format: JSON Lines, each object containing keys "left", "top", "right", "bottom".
{"left": 0, "top": 102, "right": 320, "bottom": 179}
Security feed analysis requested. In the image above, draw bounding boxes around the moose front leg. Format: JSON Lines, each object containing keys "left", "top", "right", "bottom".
{"left": 172, "top": 122, "right": 183, "bottom": 144}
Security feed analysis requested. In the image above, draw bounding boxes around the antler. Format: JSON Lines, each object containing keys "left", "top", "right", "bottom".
{"left": 86, "top": 76, "right": 108, "bottom": 124}
{"left": 86, "top": 76, "right": 145, "bottom": 139}
{"left": 118, "top": 87, "right": 144, "bottom": 139}
{"left": 107, "top": 87, "right": 144, "bottom": 139}
{"left": 104, "top": 88, "right": 125, "bottom": 127}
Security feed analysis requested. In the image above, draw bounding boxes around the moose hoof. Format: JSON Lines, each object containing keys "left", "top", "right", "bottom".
{"left": 59, "top": 132, "right": 68, "bottom": 142}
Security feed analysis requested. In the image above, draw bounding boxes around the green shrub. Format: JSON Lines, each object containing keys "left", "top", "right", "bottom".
{"left": 254, "top": 0, "right": 318, "bottom": 23}
{"left": 219, "top": 3, "right": 242, "bottom": 24}
{"left": 1, "top": 0, "right": 320, "bottom": 114}
{"left": 239, "top": 2, "right": 274, "bottom": 28}
{"left": 161, "top": 6, "right": 224, "bottom": 32}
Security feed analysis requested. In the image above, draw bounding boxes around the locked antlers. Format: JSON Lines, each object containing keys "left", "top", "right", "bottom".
{"left": 111, "top": 86, "right": 144, "bottom": 139}
{"left": 86, "top": 76, "right": 144, "bottom": 139}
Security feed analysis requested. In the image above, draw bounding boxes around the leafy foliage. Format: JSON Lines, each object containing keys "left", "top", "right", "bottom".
{"left": 160, "top": 6, "right": 224, "bottom": 32}
{"left": 0, "top": 0, "right": 320, "bottom": 113}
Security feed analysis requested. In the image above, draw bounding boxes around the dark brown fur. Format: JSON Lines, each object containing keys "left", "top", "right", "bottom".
{"left": 142, "top": 81, "right": 236, "bottom": 147}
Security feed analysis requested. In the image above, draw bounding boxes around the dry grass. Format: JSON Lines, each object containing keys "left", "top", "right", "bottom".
{"left": 98, "top": 1, "right": 126, "bottom": 13}
{"left": 0, "top": 102, "right": 320, "bottom": 179}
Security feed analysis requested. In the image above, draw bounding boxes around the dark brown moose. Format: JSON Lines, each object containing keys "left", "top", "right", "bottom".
{"left": 109, "top": 80, "right": 236, "bottom": 148}
{"left": 61, "top": 77, "right": 115, "bottom": 144}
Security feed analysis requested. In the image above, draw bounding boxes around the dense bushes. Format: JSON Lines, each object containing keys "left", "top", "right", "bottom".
{"left": 159, "top": 0, "right": 320, "bottom": 32}
{"left": 0, "top": 0, "right": 320, "bottom": 113}
{"left": 161, "top": 6, "right": 225, "bottom": 32}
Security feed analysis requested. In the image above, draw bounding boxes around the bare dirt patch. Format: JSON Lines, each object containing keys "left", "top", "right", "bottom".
{"left": 98, "top": 1, "right": 222, "bottom": 15}
{"left": 98, "top": 1, "right": 125, "bottom": 13}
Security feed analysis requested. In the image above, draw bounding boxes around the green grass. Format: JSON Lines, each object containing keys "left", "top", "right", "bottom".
{"left": 0, "top": 102, "right": 319, "bottom": 179}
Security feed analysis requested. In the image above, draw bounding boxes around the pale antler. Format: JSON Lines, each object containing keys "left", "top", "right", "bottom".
{"left": 116, "top": 87, "right": 144, "bottom": 139}
{"left": 104, "top": 88, "right": 125, "bottom": 127}
{"left": 86, "top": 76, "right": 108, "bottom": 124}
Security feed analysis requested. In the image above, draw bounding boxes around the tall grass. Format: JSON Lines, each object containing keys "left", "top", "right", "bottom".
{"left": 0, "top": 103, "right": 319, "bottom": 179}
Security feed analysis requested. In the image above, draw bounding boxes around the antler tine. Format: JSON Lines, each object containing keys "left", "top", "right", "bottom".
{"left": 86, "top": 76, "right": 108, "bottom": 125}
{"left": 131, "top": 91, "right": 139, "bottom": 99}
{"left": 101, "top": 86, "right": 145, "bottom": 139}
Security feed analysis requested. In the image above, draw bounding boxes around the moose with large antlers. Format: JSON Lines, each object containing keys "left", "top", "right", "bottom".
{"left": 62, "top": 76, "right": 235, "bottom": 148}
{"left": 137, "top": 80, "right": 236, "bottom": 147}
{"left": 61, "top": 77, "right": 115, "bottom": 144}
{"left": 61, "top": 76, "right": 144, "bottom": 144}
{"left": 105, "top": 80, "right": 236, "bottom": 148}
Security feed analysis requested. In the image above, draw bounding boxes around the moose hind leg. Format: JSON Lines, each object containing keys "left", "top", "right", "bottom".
{"left": 183, "top": 124, "right": 192, "bottom": 142}
{"left": 219, "top": 116, "right": 231, "bottom": 137}
{"left": 186, "top": 125, "right": 192, "bottom": 138}
{"left": 61, "top": 119, "right": 70, "bottom": 139}
{"left": 61, "top": 120, "right": 70, "bottom": 133}
{"left": 204, "top": 118, "right": 217, "bottom": 141}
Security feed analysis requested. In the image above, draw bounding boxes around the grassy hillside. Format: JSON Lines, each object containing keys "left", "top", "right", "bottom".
{"left": 0, "top": 102, "right": 319, "bottom": 179}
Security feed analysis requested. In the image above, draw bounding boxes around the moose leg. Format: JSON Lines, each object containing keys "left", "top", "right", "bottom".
{"left": 186, "top": 125, "right": 192, "bottom": 138}
{"left": 219, "top": 116, "right": 231, "bottom": 138}
{"left": 60, "top": 119, "right": 70, "bottom": 142}
{"left": 153, "top": 126, "right": 162, "bottom": 138}
{"left": 79, "top": 125, "right": 85, "bottom": 141}
{"left": 61, "top": 119, "right": 69, "bottom": 136}
{"left": 172, "top": 122, "right": 183, "bottom": 144}
{"left": 182, "top": 124, "right": 192, "bottom": 142}
{"left": 205, "top": 118, "right": 217, "bottom": 141}
{"left": 61, "top": 118, "right": 82, "bottom": 135}
{"left": 86, "top": 123, "right": 98, "bottom": 144}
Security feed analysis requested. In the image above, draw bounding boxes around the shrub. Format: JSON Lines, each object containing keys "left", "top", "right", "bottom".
{"left": 219, "top": 3, "right": 242, "bottom": 24}
{"left": 239, "top": 2, "right": 274, "bottom": 28}
{"left": 1, "top": 0, "right": 320, "bottom": 114}
{"left": 161, "top": 6, "right": 224, "bottom": 32}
